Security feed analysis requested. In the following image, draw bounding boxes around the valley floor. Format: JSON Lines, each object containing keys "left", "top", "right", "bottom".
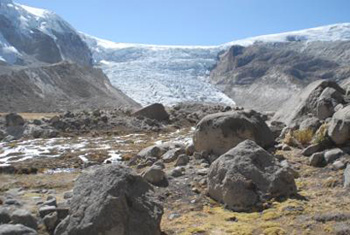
{"left": 1, "top": 126, "right": 349, "bottom": 234}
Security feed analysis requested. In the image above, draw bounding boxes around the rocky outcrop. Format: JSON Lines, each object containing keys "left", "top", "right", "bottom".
{"left": 208, "top": 140, "right": 297, "bottom": 212}
{"left": 0, "top": 62, "right": 140, "bottom": 112}
{"left": 193, "top": 110, "right": 274, "bottom": 155}
{"left": 273, "top": 80, "right": 345, "bottom": 126}
{"left": 328, "top": 105, "right": 350, "bottom": 145}
{"left": 54, "top": 164, "right": 163, "bottom": 235}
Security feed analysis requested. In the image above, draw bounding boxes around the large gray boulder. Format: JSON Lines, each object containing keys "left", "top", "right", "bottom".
{"left": 273, "top": 80, "right": 345, "bottom": 126}
{"left": 0, "top": 224, "right": 37, "bottom": 235}
{"left": 11, "top": 209, "right": 37, "bottom": 230}
{"left": 132, "top": 103, "right": 169, "bottom": 121}
{"left": 54, "top": 164, "right": 163, "bottom": 235}
{"left": 208, "top": 140, "right": 297, "bottom": 212}
{"left": 5, "top": 113, "right": 25, "bottom": 127}
{"left": 193, "top": 110, "right": 274, "bottom": 156}
{"left": 5, "top": 113, "right": 25, "bottom": 139}
{"left": 328, "top": 105, "right": 350, "bottom": 145}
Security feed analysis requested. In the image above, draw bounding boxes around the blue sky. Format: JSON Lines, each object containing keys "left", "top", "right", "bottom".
{"left": 16, "top": 0, "right": 350, "bottom": 45}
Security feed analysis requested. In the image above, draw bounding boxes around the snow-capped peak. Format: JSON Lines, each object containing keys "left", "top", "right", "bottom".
{"left": 225, "top": 23, "right": 350, "bottom": 47}
{"left": 19, "top": 4, "right": 50, "bottom": 18}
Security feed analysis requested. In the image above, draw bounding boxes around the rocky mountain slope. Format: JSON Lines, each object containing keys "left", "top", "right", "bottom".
{"left": 0, "top": 0, "right": 92, "bottom": 66}
{"left": 210, "top": 41, "right": 350, "bottom": 111}
{"left": 0, "top": 62, "right": 140, "bottom": 112}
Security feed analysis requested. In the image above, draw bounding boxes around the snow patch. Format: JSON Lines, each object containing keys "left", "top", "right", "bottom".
{"left": 20, "top": 4, "right": 48, "bottom": 18}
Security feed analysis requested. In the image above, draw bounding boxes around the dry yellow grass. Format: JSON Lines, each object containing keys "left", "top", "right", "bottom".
{"left": 284, "top": 129, "right": 314, "bottom": 147}
{"left": 161, "top": 148, "right": 350, "bottom": 234}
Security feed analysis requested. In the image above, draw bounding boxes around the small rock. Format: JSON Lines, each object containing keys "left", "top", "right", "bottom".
{"left": 0, "top": 224, "right": 37, "bottom": 235}
{"left": 200, "top": 163, "right": 210, "bottom": 168}
{"left": 142, "top": 166, "right": 167, "bottom": 187}
{"left": 175, "top": 154, "right": 189, "bottom": 166}
{"left": 199, "top": 178, "right": 207, "bottom": 186}
{"left": 162, "top": 148, "right": 185, "bottom": 163}
{"left": 168, "top": 213, "right": 181, "bottom": 220}
{"left": 11, "top": 209, "right": 38, "bottom": 230}
{"left": 302, "top": 143, "right": 322, "bottom": 157}
{"left": 4, "top": 198, "right": 21, "bottom": 206}
{"left": 43, "top": 198, "right": 57, "bottom": 207}
{"left": 344, "top": 164, "right": 350, "bottom": 188}
{"left": 185, "top": 144, "right": 195, "bottom": 156}
{"left": 324, "top": 148, "right": 345, "bottom": 164}
{"left": 0, "top": 207, "right": 11, "bottom": 224}
{"left": 282, "top": 144, "right": 291, "bottom": 151}
{"left": 43, "top": 212, "right": 58, "bottom": 232}
{"left": 333, "top": 160, "right": 346, "bottom": 170}
{"left": 309, "top": 152, "right": 326, "bottom": 167}
{"left": 193, "top": 152, "right": 202, "bottom": 160}
{"left": 197, "top": 169, "right": 208, "bottom": 176}
{"left": 63, "top": 191, "right": 73, "bottom": 200}
{"left": 170, "top": 167, "right": 184, "bottom": 177}
{"left": 38, "top": 206, "right": 57, "bottom": 218}
{"left": 153, "top": 160, "right": 165, "bottom": 170}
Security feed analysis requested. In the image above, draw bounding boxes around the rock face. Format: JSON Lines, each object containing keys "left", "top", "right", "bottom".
{"left": 193, "top": 110, "right": 274, "bottom": 156}
{"left": 0, "top": 0, "right": 92, "bottom": 66}
{"left": 0, "top": 62, "right": 140, "bottom": 112}
{"left": 54, "top": 164, "right": 163, "bottom": 235}
{"left": 328, "top": 105, "right": 350, "bottom": 145}
{"left": 207, "top": 140, "right": 297, "bottom": 212}
{"left": 210, "top": 41, "right": 350, "bottom": 112}
{"left": 273, "top": 80, "right": 345, "bottom": 126}
{"left": 132, "top": 103, "right": 169, "bottom": 121}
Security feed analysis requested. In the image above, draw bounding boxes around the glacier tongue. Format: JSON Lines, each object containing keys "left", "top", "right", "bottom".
{"left": 82, "top": 34, "right": 235, "bottom": 106}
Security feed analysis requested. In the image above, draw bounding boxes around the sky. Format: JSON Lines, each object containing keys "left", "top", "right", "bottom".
{"left": 15, "top": 0, "right": 350, "bottom": 46}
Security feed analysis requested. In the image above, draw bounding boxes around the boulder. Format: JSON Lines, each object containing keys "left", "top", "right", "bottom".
{"left": 11, "top": 209, "right": 38, "bottom": 230}
{"left": 193, "top": 110, "right": 274, "bottom": 156}
{"left": 208, "top": 140, "right": 297, "bottom": 212}
{"left": 0, "top": 130, "right": 5, "bottom": 141}
{"left": 54, "top": 164, "right": 163, "bottom": 235}
{"left": 302, "top": 143, "right": 323, "bottom": 157}
{"left": 43, "top": 212, "right": 58, "bottom": 233}
{"left": 328, "top": 106, "right": 350, "bottom": 145}
{"left": 0, "top": 207, "right": 11, "bottom": 224}
{"left": 5, "top": 113, "right": 25, "bottom": 139}
{"left": 132, "top": 142, "right": 184, "bottom": 165}
{"left": 142, "top": 166, "right": 167, "bottom": 187}
{"left": 0, "top": 224, "right": 37, "bottom": 235}
{"left": 175, "top": 154, "right": 190, "bottom": 166}
{"left": 299, "top": 117, "right": 321, "bottom": 133}
{"left": 162, "top": 148, "right": 185, "bottom": 163}
{"left": 5, "top": 113, "right": 25, "bottom": 127}
{"left": 132, "top": 103, "right": 169, "bottom": 121}
{"left": 324, "top": 148, "right": 345, "bottom": 164}
{"left": 309, "top": 152, "right": 326, "bottom": 167}
{"left": 23, "top": 125, "right": 44, "bottom": 138}
{"left": 273, "top": 80, "right": 345, "bottom": 126}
